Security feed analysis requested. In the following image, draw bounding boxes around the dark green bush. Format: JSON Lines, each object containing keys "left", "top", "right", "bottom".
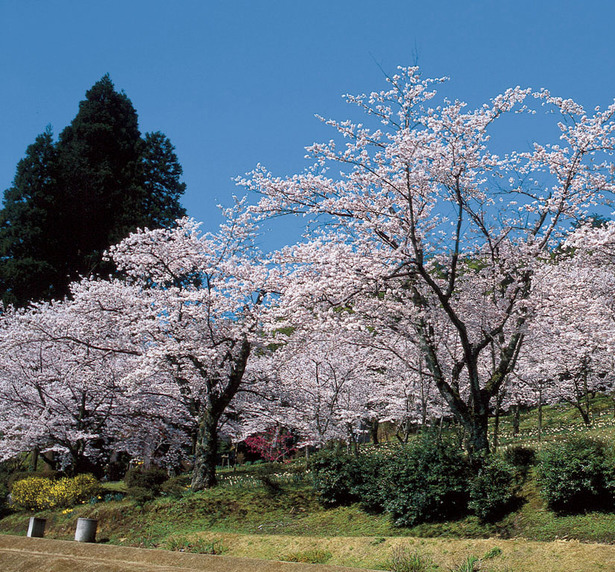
{"left": 125, "top": 465, "right": 168, "bottom": 489}
{"left": 351, "top": 451, "right": 389, "bottom": 513}
{"left": 310, "top": 449, "right": 361, "bottom": 506}
{"left": 0, "top": 482, "right": 8, "bottom": 512}
{"left": 160, "top": 475, "right": 190, "bottom": 498}
{"left": 602, "top": 444, "right": 615, "bottom": 497}
{"left": 311, "top": 448, "right": 392, "bottom": 511}
{"left": 537, "top": 437, "right": 610, "bottom": 512}
{"left": 128, "top": 486, "right": 157, "bottom": 505}
{"left": 502, "top": 445, "right": 536, "bottom": 472}
{"left": 468, "top": 456, "right": 517, "bottom": 521}
{"left": 312, "top": 436, "right": 533, "bottom": 526}
{"left": 125, "top": 465, "right": 168, "bottom": 503}
{"left": 381, "top": 435, "right": 470, "bottom": 527}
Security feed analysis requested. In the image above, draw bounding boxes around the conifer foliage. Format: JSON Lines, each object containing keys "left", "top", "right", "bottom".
{"left": 0, "top": 75, "right": 186, "bottom": 306}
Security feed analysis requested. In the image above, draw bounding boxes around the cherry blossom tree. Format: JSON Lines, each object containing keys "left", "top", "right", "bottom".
{"left": 0, "top": 279, "right": 145, "bottom": 474}
{"left": 108, "top": 210, "right": 280, "bottom": 489}
{"left": 243, "top": 67, "right": 615, "bottom": 457}
{"left": 516, "top": 223, "right": 615, "bottom": 426}
{"left": 249, "top": 331, "right": 384, "bottom": 448}
{"left": 0, "top": 206, "right": 281, "bottom": 486}
{"left": 239, "top": 325, "right": 448, "bottom": 452}
{"left": 370, "top": 334, "right": 447, "bottom": 442}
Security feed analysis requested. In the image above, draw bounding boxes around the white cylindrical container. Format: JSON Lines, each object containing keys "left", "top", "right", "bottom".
{"left": 27, "top": 517, "right": 46, "bottom": 538}
{"left": 74, "top": 518, "right": 97, "bottom": 542}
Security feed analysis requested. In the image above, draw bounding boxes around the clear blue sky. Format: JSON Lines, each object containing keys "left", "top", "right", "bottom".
{"left": 2, "top": 0, "right": 615, "bottom": 238}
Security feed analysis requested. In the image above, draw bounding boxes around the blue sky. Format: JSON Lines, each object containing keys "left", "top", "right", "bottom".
{"left": 2, "top": 0, "right": 615, "bottom": 241}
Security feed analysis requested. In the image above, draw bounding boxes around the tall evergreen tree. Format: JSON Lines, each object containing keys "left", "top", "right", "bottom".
{"left": 141, "top": 131, "right": 187, "bottom": 228}
{"left": 0, "top": 75, "right": 187, "bottom": 306}
{"left": 0, "top": 128, "right": 62, "bottom": 305}
{"left": 55, "top": 74, "right": 147, "bottom": 280}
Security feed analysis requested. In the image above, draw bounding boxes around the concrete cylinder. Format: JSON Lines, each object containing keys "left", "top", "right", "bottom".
{"left": 74, "top": 518, "right": 97, "bottom": 542}
{"left": 27, "top": 517, "right": 46, "bottom": 538}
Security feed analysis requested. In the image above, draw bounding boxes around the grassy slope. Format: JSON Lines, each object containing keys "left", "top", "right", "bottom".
{"left": 3, "top": 396, "right": 615, "bottom": 570}
{"left": 3, "top": 483, "right": 615, "bottom": 570}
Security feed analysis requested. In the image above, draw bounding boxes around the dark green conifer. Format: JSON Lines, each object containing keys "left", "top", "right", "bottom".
{"left": 0, "top": 128, "right": 61, "bottom": 304}
{"left": 0, "top": 75, "right": 187, "bottom": 305}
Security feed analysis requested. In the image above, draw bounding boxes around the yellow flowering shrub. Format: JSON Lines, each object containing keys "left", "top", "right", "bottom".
{"left": 11, "top": 474, "right": 101, "bottom": 510}
{"left": 49, "top": 474, "right": 101, "bottom": 508}
{"left": 11, "top": 477, "right": 55, "bottom": 510}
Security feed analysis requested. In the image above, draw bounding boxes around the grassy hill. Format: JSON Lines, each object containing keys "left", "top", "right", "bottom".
{"left": 2, "top": 396, "right": 615, "bottom": 571}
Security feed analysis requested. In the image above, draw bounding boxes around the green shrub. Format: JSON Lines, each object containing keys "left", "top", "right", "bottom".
{"left": 125, "top": 465, "right": 168, "bottom": 502}
{"left": 382, "top": 435, "right": 470, "bottom": 527}
{"left": 0, "top": 482, "right": 8, "bottom": 512}
{"left": 124, "top": 465, "right": 168, "bottom": 489}
{"left": 312, "top": 436, "right": 472, "bottom": 526}
{"left": 127, "top": 486, "right": 157, "bottom": 506}
{"left": 537, "top": 437, "right": 610, "bottom": 512}
{"left": 310, "top": 449, "right": 362, "bottom": 506}
{"left": 310, "top": 448, "right": 391, "bottom": 510}
{"left": 160, "top": 475, "right": 190, "bottom": 498}
{"left": 351, "top": 451, "right": 389, "bottom": 513}
{"left": 468, "top": 456, "right": 517, "bottom": 521}
{"left": 502, "top": 445, "right": 536, "bottom": 472}
{"left": 602, "top": 443, "right": 615, "bottom": 497}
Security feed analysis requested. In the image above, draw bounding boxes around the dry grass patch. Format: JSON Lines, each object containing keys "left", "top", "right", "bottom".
{"left": 173, "top": 532, "right": 615, "bottom": 571}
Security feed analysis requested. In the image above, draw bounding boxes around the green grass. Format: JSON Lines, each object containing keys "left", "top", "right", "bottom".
{"left": 2, "top": 469, "right": 615, "bottom": 546}
{"left": 3, "top": 394, "right": 615, "bottom": 569}
{"left": 101, "top": 480, "right": 128, "bottom": 493}
{"left": 2, "top": 475, "right": 615, "bottom": 570}
{"left": 489, "top": 393, "right": 615, "bottom": 449}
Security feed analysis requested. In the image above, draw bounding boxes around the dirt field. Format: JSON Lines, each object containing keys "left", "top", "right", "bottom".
{"left": 0, "top": 535, "right": 376, "bottom": 572}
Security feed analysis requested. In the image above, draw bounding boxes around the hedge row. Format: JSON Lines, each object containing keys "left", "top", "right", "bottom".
{"left": 310, "top": 436, "right": 520, "bottom": 525}
{"left": 311, "top": 435, "right": 615, "bottom": 525}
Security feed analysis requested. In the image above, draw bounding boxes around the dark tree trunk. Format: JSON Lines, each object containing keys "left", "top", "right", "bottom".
{"left": 30, "top": 448, "right": 39, "bottom": 472}
{"left": 493, "top": 390, "right": 502, "bottom": 453}
{"left": 511, "top": 404, "right": 520, "bottom": 435}
{"left": 464, "top": 412, "right": 490, "bottom": 459}
{"left": 441, "top": 384, "right": 491, "bottom": 461}
{"left": 572, "top": 402, "right": 592, "bottom": 427}
{"left": 40, "top": 451, "right": 57, "bottom": 471}
{"left": 189, "top": 337, "right": 252, "bottom": 491}
{"left": 191, "top": 410, "right": 219, "bottom": 490}
{"left": 537, "top": 388, "right": 543, "bottom": 442}
{"left": 369, "top": 419, "right": 380, "bottom": 446}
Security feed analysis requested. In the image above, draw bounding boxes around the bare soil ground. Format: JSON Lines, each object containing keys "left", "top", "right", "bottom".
{"left": 0, "top": 535, "right": 377, "bottom": 572}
